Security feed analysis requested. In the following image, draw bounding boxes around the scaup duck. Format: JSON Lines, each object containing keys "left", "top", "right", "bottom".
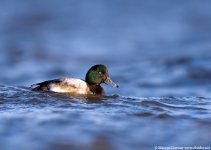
{"left": 31, "top": 64, "right": 118, "bottom": 95}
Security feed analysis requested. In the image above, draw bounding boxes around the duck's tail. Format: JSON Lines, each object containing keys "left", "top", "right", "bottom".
{"left": 30, "top": 79, "right": 60, "bottom": 91}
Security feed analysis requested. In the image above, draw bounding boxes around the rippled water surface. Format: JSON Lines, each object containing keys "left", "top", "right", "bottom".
{"left": 1, "top": 1, "right": 211, "bottom": 150}
{"left": 1, "top": 84, "right": 211, "bottom": 150}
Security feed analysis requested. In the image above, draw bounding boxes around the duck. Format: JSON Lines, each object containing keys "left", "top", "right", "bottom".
{"left": 31, "top": 64, "right": 118, "bottom": 95}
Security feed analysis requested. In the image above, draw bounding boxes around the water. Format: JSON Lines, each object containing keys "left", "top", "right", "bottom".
{"left": 1, "top": 1, "right": 211, "bottom": 150}
{"left": 0, "top": 85, "right": 211, "bottom": 150}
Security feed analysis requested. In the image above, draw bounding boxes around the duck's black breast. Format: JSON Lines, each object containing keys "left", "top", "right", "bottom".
{"left": 88, "top": 85, "right": 105, "bottom": 95}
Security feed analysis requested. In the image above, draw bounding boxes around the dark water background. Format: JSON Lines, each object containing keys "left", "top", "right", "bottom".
{"left": 0, "top": 1, "right": 211, "bottom": 150}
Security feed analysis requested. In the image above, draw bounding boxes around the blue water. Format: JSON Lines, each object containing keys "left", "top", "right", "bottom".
{"left": 0, "top": 1, "right": 211, "bottom": 150}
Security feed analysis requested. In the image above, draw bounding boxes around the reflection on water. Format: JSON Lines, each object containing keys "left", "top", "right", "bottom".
{"left": 1, "top": 0, "right": 211, "bottom": 150}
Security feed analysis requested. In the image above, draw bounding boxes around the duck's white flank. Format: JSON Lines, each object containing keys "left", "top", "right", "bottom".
{"left": 49, "top": 77, "right": 91, "bottom": 94}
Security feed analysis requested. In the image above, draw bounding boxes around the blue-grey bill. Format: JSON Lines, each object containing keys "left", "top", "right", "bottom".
{"left": 104, "top": 76, "right": 119, "bottom": 88}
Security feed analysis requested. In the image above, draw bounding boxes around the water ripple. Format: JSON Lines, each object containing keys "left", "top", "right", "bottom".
{"left": 0, "top": 85, "right": 211, "bottom": 149}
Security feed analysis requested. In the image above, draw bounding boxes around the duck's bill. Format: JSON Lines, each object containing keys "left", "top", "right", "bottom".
{"left": 104, "top": 76, "right": 119, "bottom": 88}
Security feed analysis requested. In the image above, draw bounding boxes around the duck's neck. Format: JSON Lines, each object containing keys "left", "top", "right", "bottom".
{"left": 88, "top": 84, "right": 104, "bottom": 95}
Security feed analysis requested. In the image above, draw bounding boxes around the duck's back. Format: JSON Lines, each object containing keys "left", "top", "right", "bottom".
{"left": 31, "top": 77, "right": 92, "bottom": 94}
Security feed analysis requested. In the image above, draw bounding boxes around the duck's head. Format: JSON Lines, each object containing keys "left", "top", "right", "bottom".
{"left": 85, "top": 64, "right": 119, "bottom": 88}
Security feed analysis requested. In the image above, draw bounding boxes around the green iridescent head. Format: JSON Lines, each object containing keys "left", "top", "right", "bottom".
{"left": 85, "top": 64, "right": 118, "bottom": 88}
